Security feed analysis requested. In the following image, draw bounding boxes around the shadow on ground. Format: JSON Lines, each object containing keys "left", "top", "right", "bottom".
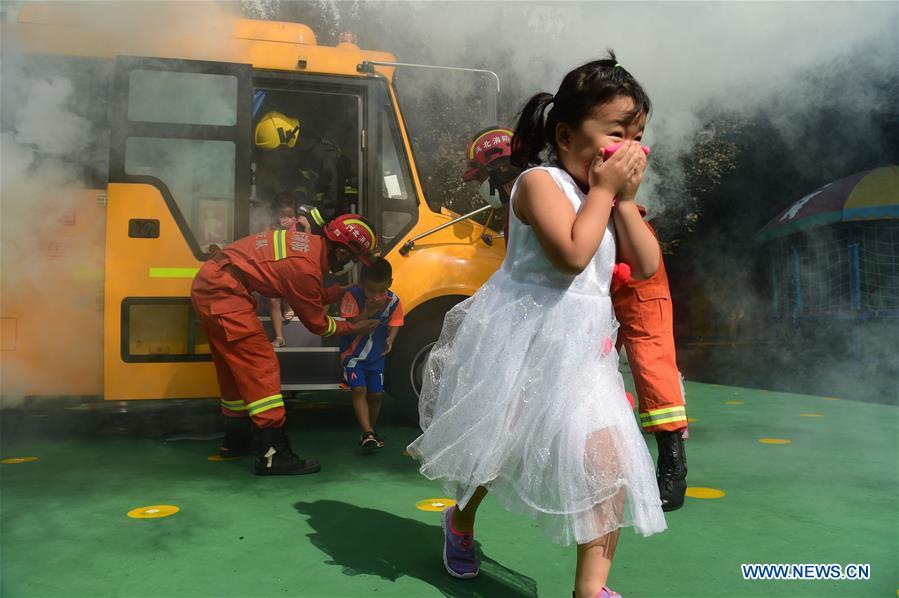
{"left": 295, "top": 500, "right": 538, "bottom": 597}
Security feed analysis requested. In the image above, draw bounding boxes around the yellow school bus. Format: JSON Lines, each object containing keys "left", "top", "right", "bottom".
{"left": 0, "top": 4, "right": 504, "bottom": 417}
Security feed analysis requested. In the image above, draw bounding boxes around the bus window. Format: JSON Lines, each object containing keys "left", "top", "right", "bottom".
{"left": 377, "top": 97, "right": 418, "bottom": 246}
{"left": 127, "top": 70, "right": 238, "bottom": 126}
{"left": 380, "top": 114, "right": 411, "bottom": 201}
{"left": 123, "top": 300, "right": 210, "bottom": 360}
{"left": 108, "top": 56, "right": 252, "bottom": 259}
{"left": 124, "top": 137, "right": 236, "bottom": 251}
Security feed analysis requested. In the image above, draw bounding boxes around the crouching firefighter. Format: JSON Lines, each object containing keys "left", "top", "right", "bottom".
{"left": 191, "top": 214, "right": 380, "bottom": 475}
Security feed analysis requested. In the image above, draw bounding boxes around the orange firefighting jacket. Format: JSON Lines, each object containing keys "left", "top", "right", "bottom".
{"left": 220, "top": 230, "right": 351, "bottom": 338}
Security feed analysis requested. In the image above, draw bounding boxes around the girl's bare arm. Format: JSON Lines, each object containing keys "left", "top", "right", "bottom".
{"left": 516, "top": 171, "right": 615, "bottom": 275}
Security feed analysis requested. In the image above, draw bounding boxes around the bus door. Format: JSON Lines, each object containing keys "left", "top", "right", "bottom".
{"left": 104, "top": 56, "right": 252, "bottom": 401}
{"left": 366, "top": 80, "right": 419, "bottom": 252}
{"left": 250, "top": 74, "right": 367, "bottom": 389}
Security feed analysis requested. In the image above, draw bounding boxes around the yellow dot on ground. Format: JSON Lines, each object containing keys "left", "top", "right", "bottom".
{"left": 415, "top": 498, "right": 456, "bottom": 512}
{"left": 724, "top": 400, "right": 744, "bottom": 405}
{"left": 127, "top": 505, "right": 179, "bottom": 519}
{"left": 207, "top": 455, "right": 241, "bottom": 462}
{"left": 401, "top": 450, "right": 411, "bottom": 457}
{"left": 2, "top": 457, "right": 38, "bottom": 464}
{"left": 822, "top": 396, "right": 841, "bottom": 401}
{"left": 759, "top": 438, "right": 791, "bottom": 445}
{"left": 685, "top": 487, "right": 726, "bottom": 499}
{"left": 800, "top": 413, "right": 825, "bottom": 418}
{"left": 687, "top": 418, "right": 698, "bottom": 423}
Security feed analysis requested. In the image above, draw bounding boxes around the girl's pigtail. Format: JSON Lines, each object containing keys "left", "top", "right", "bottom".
{"left": 511, "top": 92, "right": 554, "bottom": 169}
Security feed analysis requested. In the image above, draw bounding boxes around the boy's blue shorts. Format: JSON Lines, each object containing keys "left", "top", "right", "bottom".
{"left": 344, "top": 365, "right": 385, "bottom": 393}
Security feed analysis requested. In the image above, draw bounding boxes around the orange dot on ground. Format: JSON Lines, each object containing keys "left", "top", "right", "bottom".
{"left": 207, "top": 455, "right": 241, "bottom": 462}
{"left": 415, "top": 498, "right": 456, "bottom": 512}
{"left": 1, "top": 457, "right": 38, "bottom": 464}
{"left": 759, "top": 438, "right": 791, "bottom": 445}
{"left": 127, "top": 505, "right": 179, "bottom": 519}
{"left": 401, "top": 450, "right": 411, "bottom": 457}
{"left": 800, "top": 413, "right": 825, "bottom": 418}
{"left": 685, "top": 487, "right": 725, "bottom": 499}
{"left": 724, "top": 400, "right": 744, "bottom": 405}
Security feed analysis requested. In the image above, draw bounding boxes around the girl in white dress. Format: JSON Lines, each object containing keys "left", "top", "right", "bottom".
{"left": 407, "top": 53, "right": 666, "bottom": 598}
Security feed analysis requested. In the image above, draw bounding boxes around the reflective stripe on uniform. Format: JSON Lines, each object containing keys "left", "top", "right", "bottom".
{"left": 220, "top": 399, "right": 247, "bottom": 412}
{"left": 310, "top": 208, "right": 326, "bottom": 227}
{"left": 640, "top": 406, "right": 687, "bottom": 428}
{"left": 247, "top": 394, "right": 284, "bottom": 417}
{"left": 273, "top": 229, "right": 288, "bottom": 260}
{"left": 320, "top": 316, "right": 337, "bottom": 338}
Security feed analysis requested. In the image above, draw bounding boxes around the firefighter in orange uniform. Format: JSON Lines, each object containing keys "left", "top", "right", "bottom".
{"left": 611, "top": 209, "right": 688, "bottom": 511}
{"left": 191, "top": 214, "right": 380, "bottom": 476}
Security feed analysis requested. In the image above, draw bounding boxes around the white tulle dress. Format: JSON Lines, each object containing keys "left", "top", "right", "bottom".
{"left": 407, "top": 165, "right": 667, "bottom": 546}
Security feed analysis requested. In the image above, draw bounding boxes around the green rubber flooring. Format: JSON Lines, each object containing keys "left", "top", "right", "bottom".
{"left": 1, "top": 382, "right": 896, "bottom": 597}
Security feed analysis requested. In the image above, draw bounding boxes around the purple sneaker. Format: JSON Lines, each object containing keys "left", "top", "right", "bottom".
{"left": 596, "top": 587, "right": 622, "bottom": 598}
{"left": 441, "top": 506, "right": 479, "bottom": 579}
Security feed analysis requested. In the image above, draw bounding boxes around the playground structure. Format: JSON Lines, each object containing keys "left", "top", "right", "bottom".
{"left": 756, "top": 166, "right": 899, "bottom": 401}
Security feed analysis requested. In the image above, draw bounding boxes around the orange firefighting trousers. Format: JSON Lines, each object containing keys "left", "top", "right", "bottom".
{"left": 191, "top": 259, "right": 285, "bottom": 428}
{"left": 612, "top": 247, "right": 687, "bottom": 433}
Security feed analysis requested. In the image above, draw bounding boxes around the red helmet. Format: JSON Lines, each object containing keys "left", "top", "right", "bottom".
{"left": 323, "top": 214, "right": 378, "bottom": 266}
{"left": 462, "top": 126, "right": 514, "bottom": 182}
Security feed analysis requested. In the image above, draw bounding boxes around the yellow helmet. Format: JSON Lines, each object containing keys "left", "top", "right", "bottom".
{"left": 254, "top": 111, "right": 300, "bottom": 150}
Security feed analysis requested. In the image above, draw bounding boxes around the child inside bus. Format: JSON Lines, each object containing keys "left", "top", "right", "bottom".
{"left": 269, "top": 198, "right": 300, "bottom": 347}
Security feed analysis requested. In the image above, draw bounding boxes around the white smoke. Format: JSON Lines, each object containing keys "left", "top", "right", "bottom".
{"left": 0, "top": 1, "right": 242, "bottom": 405}
{"left": 1, "top": 1, "right": 895, "bottom": 404}
{"left": 256, "top": 0, "right": 897, "bottom": 211}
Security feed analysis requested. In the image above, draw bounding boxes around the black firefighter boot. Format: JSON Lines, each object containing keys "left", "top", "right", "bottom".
{"left": 253, "top": 426, "right": 321, "bottom": 476}
{"left": 219, "top": 416, "right": 252, "bottom": 458}
{"left": 655, "top": 430, "right": 687, "bottom": 512}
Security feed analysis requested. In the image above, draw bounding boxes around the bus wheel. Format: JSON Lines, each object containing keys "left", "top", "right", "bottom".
{"left": 386, "top": 317, "right": 443, "bottom": 426}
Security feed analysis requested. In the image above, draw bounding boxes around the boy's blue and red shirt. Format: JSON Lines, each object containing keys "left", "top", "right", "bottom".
{"left": 339, "top": 286, "right": 404, "bottom": 370}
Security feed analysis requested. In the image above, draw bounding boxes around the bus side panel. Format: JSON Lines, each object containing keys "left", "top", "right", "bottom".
{"left": 103, "top": 183, "right": 217, "bottom": 401}
{"left": 0, "top": 189, "right": 105, "bottom": 398}
{"left": 386, "top": 208, "right": 505, "bottom": 314}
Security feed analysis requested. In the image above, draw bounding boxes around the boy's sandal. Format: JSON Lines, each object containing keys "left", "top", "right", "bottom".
{"left": 360, "top": 431, "right": 379, "bottom": 453}
{"left": 373, "top": 430, "right": 385, "bottom": 448}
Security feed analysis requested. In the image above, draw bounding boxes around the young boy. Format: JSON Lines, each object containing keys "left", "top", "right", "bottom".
{"left": 339, "top": 257, "right": 403, "bottom": 452}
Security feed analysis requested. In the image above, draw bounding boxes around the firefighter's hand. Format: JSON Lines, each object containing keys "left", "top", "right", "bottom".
{"left": 352, "top": 319, "right": 380, "bottom": 335}
{"left": 381, "top": 339, "right": 394, "bottom": 356}
{"left": 296, "top": 216, "right": 312, "bottom": 233}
